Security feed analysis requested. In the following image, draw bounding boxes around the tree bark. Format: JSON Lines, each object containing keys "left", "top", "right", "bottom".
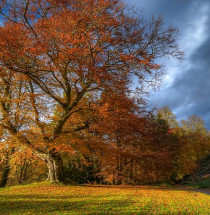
{"left": 45, "top": 151, "right": 64, "bottom": 183}
{"left": 0, "top": 164, "right": 10, "bottom": 187}
{"left": 116, "top": 156, "right": 122, "bottom": 185}
{"left": 0, "top": 148, "right": 14, "bottom": 187}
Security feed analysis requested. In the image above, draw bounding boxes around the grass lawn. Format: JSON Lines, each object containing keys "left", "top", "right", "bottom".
{"left": 184, "top": 176, "right": 210, "bottom": 189}
{"left": 0, "top": 182, "right": 209, "bottom": 214}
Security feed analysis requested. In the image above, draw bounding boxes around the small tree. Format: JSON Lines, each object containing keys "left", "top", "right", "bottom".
{"left": 156, "top": 106, "right": 178, "bottom": 128}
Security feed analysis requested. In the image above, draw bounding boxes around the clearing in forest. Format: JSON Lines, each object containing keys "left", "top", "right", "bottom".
{"left": 0, "top": 183, "right": 209, "bottom": 214}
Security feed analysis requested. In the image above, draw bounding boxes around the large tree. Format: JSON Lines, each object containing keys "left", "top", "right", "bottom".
{"left": 0, "top": 0, "right": 182, "bottom": 182}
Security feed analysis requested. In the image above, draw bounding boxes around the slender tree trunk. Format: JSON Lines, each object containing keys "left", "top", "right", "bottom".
{"left": 117, "top": 156, "right": 122, "bottom": 185}
{"left": 112, "top": 171, "right": 115, "bottom": 185}
{"left": 45, "top": 151, "right": 64, "bottom": 182}
{"left": 0, "top": 163, "right": 10, "bottom": 187}
{"left": 130, "top": 159, "right": 133, "bottom": 182}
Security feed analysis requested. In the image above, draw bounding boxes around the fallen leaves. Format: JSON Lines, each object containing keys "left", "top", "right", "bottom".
{"left": 0, "top": 183, "right": 209, "bottom": 214}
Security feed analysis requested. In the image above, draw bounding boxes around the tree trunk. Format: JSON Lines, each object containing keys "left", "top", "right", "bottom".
{"left": 130, "top": 159, "right": 133, "bottom": 182}
{"left": 46, "top": 151, "right": 64, "bottom": 183}
{"left": 0, "top": 149, "right": 14, "bottom": 187}
{"left": 0, "top": 164, "right": 10, "bottom": 187}
{"left": 116, "top": 156, "right": 122, "bottom": 185}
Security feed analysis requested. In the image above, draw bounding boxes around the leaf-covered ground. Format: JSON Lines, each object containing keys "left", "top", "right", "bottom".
{"left": 0, "top": 183, "right": 209, "bottom": 214}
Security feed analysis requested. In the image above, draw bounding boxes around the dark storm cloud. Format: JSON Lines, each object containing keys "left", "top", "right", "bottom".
{"left": 126, "top": 0, "right": 196, "bottom": 25}
{"left": 148, "top": 8, "right": 210, "bottom": 128}
{"left": 166, "top": 34, "right": 210, "bottom": 128}
{"left": 124, "top": 0, "right": 210, "bottom": 129}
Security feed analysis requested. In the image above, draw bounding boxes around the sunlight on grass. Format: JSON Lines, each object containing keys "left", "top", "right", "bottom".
{"left": 0, "top": 184, "right": 209, "bottom": 214}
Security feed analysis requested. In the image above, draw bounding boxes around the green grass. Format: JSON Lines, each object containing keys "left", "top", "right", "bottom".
{"left": 184, "top": 176, "right": 210, "bottom": 188}
{"left": 0, "top": 182, "right": 209, "bottom": 214}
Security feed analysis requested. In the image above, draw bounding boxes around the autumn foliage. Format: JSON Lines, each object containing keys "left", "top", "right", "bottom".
{"left": 0, "top": 0, "right": 208, "bottom": 186}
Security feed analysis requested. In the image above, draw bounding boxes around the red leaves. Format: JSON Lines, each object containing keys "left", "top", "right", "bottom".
{"left": 0, "top": 0, "right": 182, "bottom": 184}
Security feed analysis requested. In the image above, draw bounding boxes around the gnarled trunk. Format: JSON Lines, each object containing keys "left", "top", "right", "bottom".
{"left": 45, "top": 151, "right": 64, "bottom": 183}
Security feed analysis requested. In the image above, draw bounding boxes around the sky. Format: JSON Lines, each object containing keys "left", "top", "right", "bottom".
{"left": 124, "top": 0, "right": 210, "bottom": 129}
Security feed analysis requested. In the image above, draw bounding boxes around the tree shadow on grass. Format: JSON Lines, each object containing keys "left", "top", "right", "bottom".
{"left": 0, "top": 194, "right": 145, "bottom": 215}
